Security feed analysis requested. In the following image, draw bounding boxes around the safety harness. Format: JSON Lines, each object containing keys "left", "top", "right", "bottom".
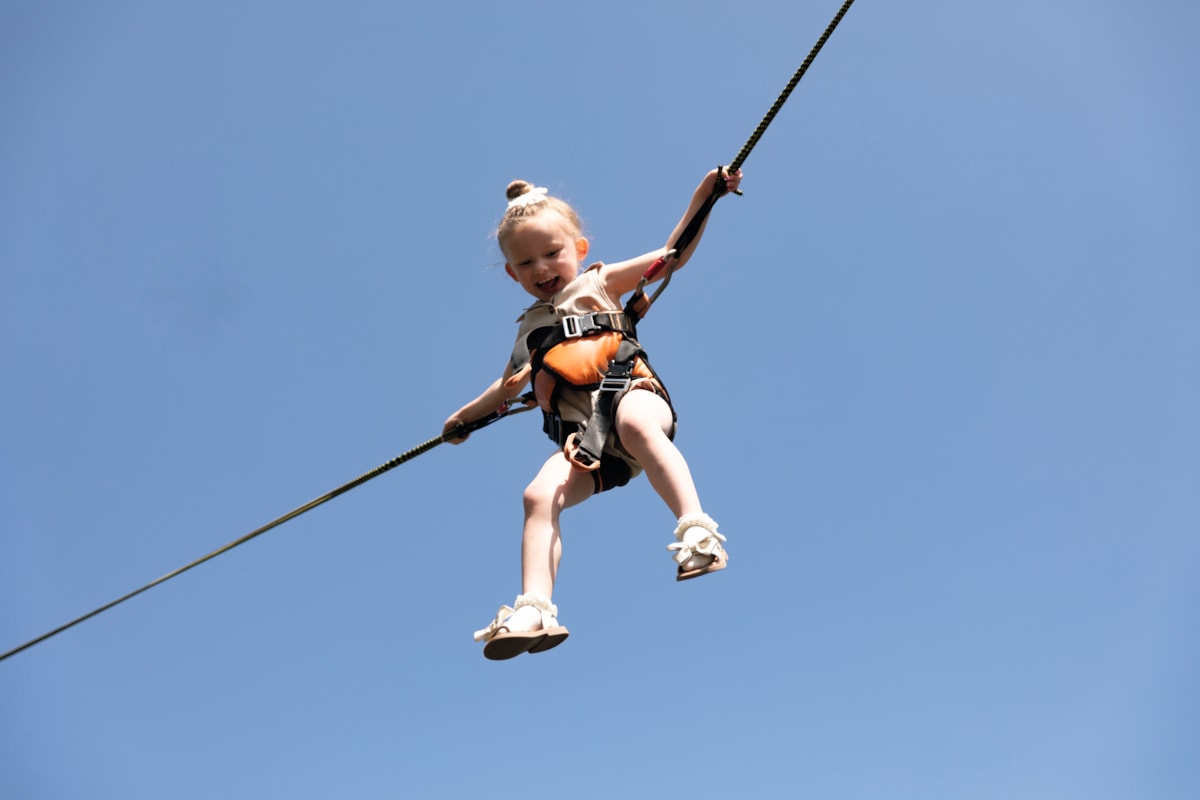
{"left": 513, "top": 302, "right": 664, "bottom": 471}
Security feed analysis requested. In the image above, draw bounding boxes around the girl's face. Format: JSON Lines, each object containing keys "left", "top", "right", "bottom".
{"left": 503, "top": 209, "right": 589, "bottom": 302}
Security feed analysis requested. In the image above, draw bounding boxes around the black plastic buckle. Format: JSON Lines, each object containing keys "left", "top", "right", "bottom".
{"left": 562, "top": 313, "right": 599, "bottom": 339}
{"left": 542, "top": 412, "right": 579, "bottom": 446}
{"left": 599, "top": 376, "right": 631, "bottom": 394}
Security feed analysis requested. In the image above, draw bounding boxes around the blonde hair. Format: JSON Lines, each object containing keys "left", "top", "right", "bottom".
{"left": 496, "top": 180, "right": 584, "bottom": 253}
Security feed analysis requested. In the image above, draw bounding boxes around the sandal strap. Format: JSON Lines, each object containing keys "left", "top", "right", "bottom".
{"left": 473, "top": 604, "right": 516, "bottom": 643}
{"left": 473, "top": 593, "right": 560, "bottom": 643}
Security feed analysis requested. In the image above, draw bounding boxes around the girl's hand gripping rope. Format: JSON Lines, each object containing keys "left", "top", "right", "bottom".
{"left": 713, "top": 165, "right": 743, "bottom": 197}
{"left": 443, "top": 391, "right": 537, "bottom": 444}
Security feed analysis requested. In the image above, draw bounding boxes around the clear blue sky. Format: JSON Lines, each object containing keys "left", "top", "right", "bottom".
{"left": 3, "top": 1, "right": 1197, "bottom": 798}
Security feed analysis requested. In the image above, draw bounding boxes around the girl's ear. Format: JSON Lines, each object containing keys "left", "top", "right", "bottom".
{"left": 575, "top": 237, "right": 590, "bottom": 262}
{"left": 504, "top": 263, "right": 518, "bottom": 281}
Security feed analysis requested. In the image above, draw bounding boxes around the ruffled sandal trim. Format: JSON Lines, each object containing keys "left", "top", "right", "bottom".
{"left": 667, "top": 512, "right": 730, "bottom": 581}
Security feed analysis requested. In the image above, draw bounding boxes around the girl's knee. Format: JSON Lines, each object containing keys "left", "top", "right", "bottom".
{"left": 522, "top": 456, "right": 592, "bottom": 517}
{"left": 615, "top": 390, "right": 674, "bottom": 446}
{"left": 522, "top": 477, "right": 555, "bottom": 516}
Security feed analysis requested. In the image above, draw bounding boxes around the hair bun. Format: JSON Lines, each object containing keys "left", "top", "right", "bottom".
{"left": 506, "top": 180, "right": 534, "bottom": 201}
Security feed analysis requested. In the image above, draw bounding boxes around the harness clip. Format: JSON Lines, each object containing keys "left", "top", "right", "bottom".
{"left": 599, "top": 376, "right": 632, "bottom": 394}
{"left": 561, "top": 314, "right": 589, "bottom": 339}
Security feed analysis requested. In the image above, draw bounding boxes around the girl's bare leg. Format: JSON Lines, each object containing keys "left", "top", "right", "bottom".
{"left": 507, "top": 452, "right": 593, "bottom": 630}
{"left": 616, "top": 388, "right": 727, "bottom": 578}
{"left": 613, "top": 389, "right": 702, "bottom": 518}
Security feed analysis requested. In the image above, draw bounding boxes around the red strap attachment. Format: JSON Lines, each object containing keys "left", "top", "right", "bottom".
{"left": 625, "top": 249, "right": 678, "bottom": 322}
{"left": 641, "top": 253, "right": 672, "bottom": 284}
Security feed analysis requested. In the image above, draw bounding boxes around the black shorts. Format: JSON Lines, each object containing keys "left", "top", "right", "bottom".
{"left": 543, "top": 381, "right": 676, "bottom": 495}
{"left": 591, "top": 453, "right": 634, "bottom": 494}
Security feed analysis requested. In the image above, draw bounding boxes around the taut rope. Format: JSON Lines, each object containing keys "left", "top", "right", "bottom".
{"left": 626, "top": 0, "right": 857, "bottom": 320}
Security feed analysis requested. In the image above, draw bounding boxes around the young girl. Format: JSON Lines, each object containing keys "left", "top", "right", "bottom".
{"left": 444, "top": 167, "right": 742, "bottom": 660}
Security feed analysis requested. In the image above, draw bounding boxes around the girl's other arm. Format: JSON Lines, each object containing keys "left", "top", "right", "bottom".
{"left": 442, "top": 363, "right": 530, "bottom": 443}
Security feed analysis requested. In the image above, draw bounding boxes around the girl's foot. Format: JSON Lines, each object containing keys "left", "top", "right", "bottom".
{"left": 668, "top": 512, "right": 729, "bottom": 581}
{"left": 473, "top": 593, "right": 570, "bottom": 660}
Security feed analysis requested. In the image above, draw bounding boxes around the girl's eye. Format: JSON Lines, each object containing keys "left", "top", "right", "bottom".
{"left": 547, "top": 249, "right": 561, "bottom": 258}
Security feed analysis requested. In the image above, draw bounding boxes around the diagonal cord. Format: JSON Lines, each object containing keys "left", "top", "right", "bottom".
{"left": 729, "top": 0, "right": 856, "bottom": 172}
{"left": 0, "top": 400, "right": 535, "bottom": 663}
{"left": 628, "top": 0, "right": 856, "bottom": 321}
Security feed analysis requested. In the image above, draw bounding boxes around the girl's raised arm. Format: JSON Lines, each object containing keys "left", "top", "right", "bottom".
{"left": 603, "top": 167, "right": 742, "bottom": 299}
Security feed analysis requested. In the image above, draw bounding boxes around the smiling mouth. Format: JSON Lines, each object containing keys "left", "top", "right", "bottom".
{"left": 536, "top": 277, "right": 560, "bottom": 294}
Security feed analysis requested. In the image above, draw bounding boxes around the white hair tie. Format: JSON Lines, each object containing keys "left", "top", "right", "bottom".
{"left": 506, "top": 186, "right": 549, "bottom": 209}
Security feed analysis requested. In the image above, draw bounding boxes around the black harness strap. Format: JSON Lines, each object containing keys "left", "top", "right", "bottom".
{"left": 525, "top": 310, "right": 637, "bottom": 354}
{"left": 566, "top": 336, "right": 643, "bottom": 469}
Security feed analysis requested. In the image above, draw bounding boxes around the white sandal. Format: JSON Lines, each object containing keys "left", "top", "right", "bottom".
{"left": 667, "top": 512, "right": 729, "bottom": 581}
{"left": 473, "top": 592, "right": 570, "bottom": 660}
